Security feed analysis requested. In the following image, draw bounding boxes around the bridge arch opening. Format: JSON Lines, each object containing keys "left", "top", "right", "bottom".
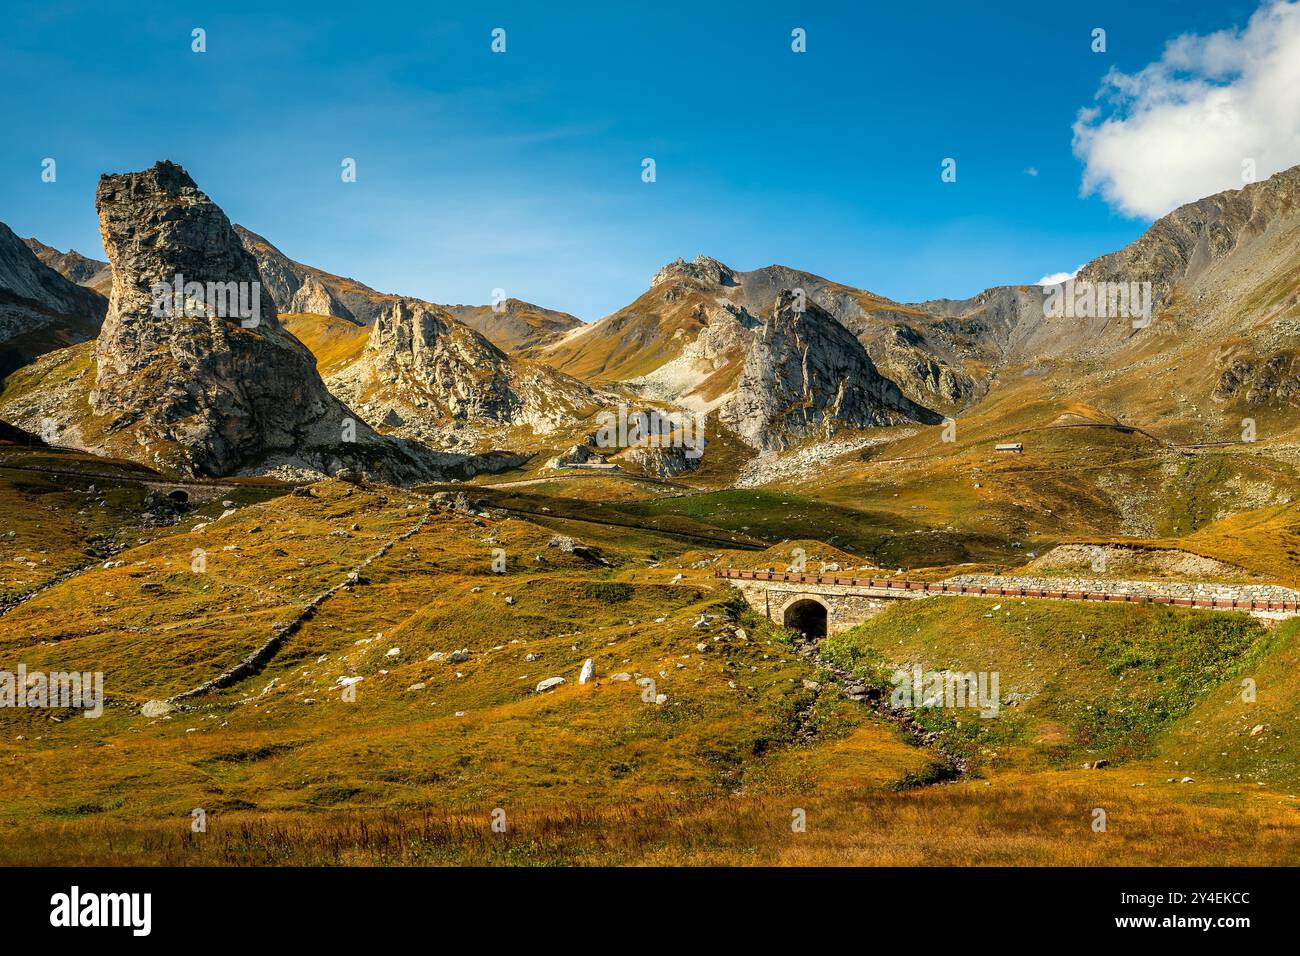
{"left": 783, "top": 599, "right": 828, "bottom": 639}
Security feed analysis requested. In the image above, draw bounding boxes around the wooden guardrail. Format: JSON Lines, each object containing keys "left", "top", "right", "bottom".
{"left": 713, "top": 568, "right": 1300, "bottom": 613}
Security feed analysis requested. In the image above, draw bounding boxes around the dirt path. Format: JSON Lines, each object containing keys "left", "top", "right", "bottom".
{"left": 483, "top": 471, "right": 692, "bottom": 492}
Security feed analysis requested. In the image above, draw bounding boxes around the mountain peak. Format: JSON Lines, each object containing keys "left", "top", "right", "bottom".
{"left": 21, "top": 236, "right": 111, "bottom": 294}
{"left": 0, "top": 223, "right": 107, "bottom": 378}
{"left": 651, "top": 255, "right": 736, "bottom": 288}
{"left": 106, "top": 158, "right": 193, "bottom": 191}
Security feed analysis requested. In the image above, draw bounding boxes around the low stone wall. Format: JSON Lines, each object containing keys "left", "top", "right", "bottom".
{"left": 160, "top": 503, "right": 435, "bottom": 709}
{"left": 943, "top": 573, "right": 1300, "bottom": 605}
{"left": 725, "top": 570, "right": 1300, "bottom": 634}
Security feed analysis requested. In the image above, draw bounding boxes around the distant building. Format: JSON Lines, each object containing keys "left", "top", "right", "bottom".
{"left": 995, "top": 442, "right": 1023, "bottom": 453}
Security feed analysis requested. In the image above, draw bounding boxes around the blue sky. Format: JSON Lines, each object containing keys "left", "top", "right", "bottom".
{"left": 0, "top": 0, "right": 1276, "bottom": 320}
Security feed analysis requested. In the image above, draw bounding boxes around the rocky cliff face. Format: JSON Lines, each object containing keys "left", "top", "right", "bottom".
{"left": 0, "top": 223, "right": 107, "bottom": 380}
{"left": 720, "top": 292, "right": 942, "bottom": 450}
{"left": 286, "top": 272, "right": 352, "bottom": 318}
{"left": 235, "top": 226, "right": 364, "bottom": 324}
{"left": 83, "top": 161, "right": 435, "bottom": 480}
{"left": 627, "top": 301, "right": 759, "bottom": 412}
{"left": 1213, "top": 349, "right": 1300, "bottom": 406}
{"left": 863, "top": 323, "right": 979, "bottom": 410}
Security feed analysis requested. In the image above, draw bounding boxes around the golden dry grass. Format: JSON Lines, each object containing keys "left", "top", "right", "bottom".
{"left": 4, "top": 769, "right": 1297, "bottom": 866}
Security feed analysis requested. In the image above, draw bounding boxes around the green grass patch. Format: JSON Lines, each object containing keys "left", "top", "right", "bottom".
{"left": 821, "top": 596, "right": 1269, "bottom": 768}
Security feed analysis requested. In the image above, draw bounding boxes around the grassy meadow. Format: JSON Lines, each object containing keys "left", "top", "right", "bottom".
{"left": 2, "top": 430, "right": 1299, "bottom": 866}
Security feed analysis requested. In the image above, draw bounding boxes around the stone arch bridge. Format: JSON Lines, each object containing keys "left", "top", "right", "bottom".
{"left": 720, "top": 570, "right": 928, "bottom": 637}
{"left": 717, "top": 569, "right": 1300, "bottom": 637}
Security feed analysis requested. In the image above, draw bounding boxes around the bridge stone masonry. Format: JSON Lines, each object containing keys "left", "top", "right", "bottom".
{"left": 717, "top": 569, "right": 1300, "bottom": 637}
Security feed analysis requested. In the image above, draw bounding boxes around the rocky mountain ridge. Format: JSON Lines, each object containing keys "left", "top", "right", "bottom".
{"left": 6, "top": 160, "right": 1300, "bottom": 486}
{"left": 539, "top": 253, "right": 984, "bottom": 417}
{"left": 444, "top": 298, "right": 583, "bottom": 355}
{"left": 540, "top": 163, "right": 1300, "bottom": 435}
{"left": 0, "top": 224, "right": 107, "bottom": 380}
{"left": 236, "top": 225, "right": 579, "bottom": 345}
{"left": 21, "top": 237, "right": 112, "bottom": 295}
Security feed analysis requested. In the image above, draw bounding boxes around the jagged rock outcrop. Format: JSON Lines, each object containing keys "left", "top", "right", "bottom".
{"left": 237, "top": 225, "right": 586, "bottom": 356}
{"left": 1213, "top": 349, "right": 1300, "bottom": 406}
{"left": 720, "top": 292, "right": 942, "bottom": 450}
{"left": 551, "top": 405, "right": 708, "bottom": 476}
{"left": 286, "top": 272, "right": 352, "bottom": 319}
{"left": 0, "top": 223, "right": 107, "bottom": 380}
{"left": 545, "top": 442, "right": 607, "bottom": 469}
{"left": 83, "top": 161, "right": 434, "bottom": 480}
{"left": 312, "top": 297, "right": 602, "bottom": 450}
{"left": 651, "top": 255, "right": 737, "bottom": 289}
{"left": 366, "top": 298, "right": 522, "bottom": 422}
{"left": 619, "top": 441, "right": 704, "bottom": 478}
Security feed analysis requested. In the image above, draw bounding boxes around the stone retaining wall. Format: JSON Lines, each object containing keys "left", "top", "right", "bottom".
{"left": 943, "top": 573, "right": 1300, "bottom": 605}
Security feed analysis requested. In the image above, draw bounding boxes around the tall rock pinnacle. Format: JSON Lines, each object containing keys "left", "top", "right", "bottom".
{"left": 89, "top": 161, "right": 398, "bottom": 477}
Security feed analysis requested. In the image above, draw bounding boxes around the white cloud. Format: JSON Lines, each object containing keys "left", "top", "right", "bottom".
{"left": 1073, "top": 1, "right": 1300, "bottom": 219}
{"left": 1036, "top": 266, "right": 1082, "bottom": 287}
